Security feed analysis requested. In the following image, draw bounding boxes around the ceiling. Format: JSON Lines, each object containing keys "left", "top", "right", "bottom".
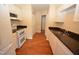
{"left": 15, "top": 4, "right": 49, "bottom": 11}
{"left": 32, "top": 4, "right": 49, "bottom": 13}
{"left": 14, "top": 4, "right": 26, "bottom": 8}
{"left": 15, "top": 4, "right": 62, "bottom": 13}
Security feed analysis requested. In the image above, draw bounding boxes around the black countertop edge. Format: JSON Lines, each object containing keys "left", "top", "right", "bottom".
{"left": 12, "top": 29, "right": 17, "bottom": 33}
{"left": 17, "top": 25, "right": 27, "bottom": 28}
{"left": 49, "top": 27, "right": 79, "bottom": 55}
{"left": 17, "top": 26, "right": 27, "bottom": 30}
{"left": 52, "top": 31, "right": 74, "bottom": 54}
{"left": 49, "top": 27, "right": 79, "bottom": 41}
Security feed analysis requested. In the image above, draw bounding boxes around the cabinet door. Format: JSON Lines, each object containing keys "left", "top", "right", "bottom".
{"left": 15, "top": 6, "right": 22, "bottom": 21}
{"left": 56, "top": 11, "right": 65, "bottom": 22}
{"left": 5, "top": 43, "right": 16, "bottom": 55}
{"left": 47, "top": 29, "right": 73, "bottom": 55}
{"left": 9, "top": 5, "right": 22, "bottom": 21}
{"left": 46, "top": 29, "right": 56, "bottom": 53}
{"left": 12, "top": 33, "right": 17, "bottom": 49}
{"left": 9, "top": 5, "right": 16, "bottom": 14}
{"left": 18, "top": 8, "right": 22, "bottom": 21}
{"left": 48, "top": 5, "right": 56, "bottom": 21}
{"left": 50, "top": 33, "right": 57, "bottom": 54}
{"left": 54, "top": 39, "right": 73, "bottom": 55}
{"left": 51, "top": 33, "right": 73, "bottom": 55}
{"left": 74, "top": 4, "right": 79, "bottom": 22}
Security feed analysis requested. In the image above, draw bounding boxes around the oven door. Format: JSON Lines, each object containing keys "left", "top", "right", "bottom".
{"left": 17, "top": 29, "right": 25, "bottom": 38}
{"left": 17, "top": 29, "right": 26, "bottom": 48}
{"left": 18, "top": 36, "right": 25, "bottom": 48}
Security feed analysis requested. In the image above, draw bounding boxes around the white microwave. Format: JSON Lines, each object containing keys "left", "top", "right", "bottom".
{"left": 10, "top": 12, "right": 19, "bottom": 20}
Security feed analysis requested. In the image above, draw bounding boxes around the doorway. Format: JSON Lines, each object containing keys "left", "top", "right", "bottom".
{"left": 41, "top": 15, "right": 46, "bottom": 33}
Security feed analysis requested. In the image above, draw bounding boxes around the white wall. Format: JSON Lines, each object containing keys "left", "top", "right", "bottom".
{"left": 21, "top": 5, "right": 33, "bottom": 39}
{"left": 33, "top": 10, "right": 48, "bottom": 33}
{"left": 45, "top": 5, "right": 56, "bottom": 32}
{"left": 33, "top": 12, "right": 41, "bottom": 33}
{"left": 32, "top": 13, "right": 35, "bottom": 34}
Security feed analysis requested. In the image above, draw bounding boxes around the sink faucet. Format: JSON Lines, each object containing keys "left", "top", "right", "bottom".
{"left": 64, "top": 30, "right": 69, "bottom": 36}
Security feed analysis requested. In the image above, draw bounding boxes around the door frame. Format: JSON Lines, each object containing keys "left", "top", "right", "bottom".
{"left": 41, "top": 15, "right": 46, "bottom": 32}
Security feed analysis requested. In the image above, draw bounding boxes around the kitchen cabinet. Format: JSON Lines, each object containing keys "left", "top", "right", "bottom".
{"left": 12, "top": 32, "right": 17, "bottom": 49}
{"left": 4, "top": 43, "right": 16, "bottom": 55}
{"left": 53, "top": 34, "right": 73, "bottom": 55}
{"left": 46, "top": 29, "right": 73, "bottom": 55}
{"left": 55, "top": 4, "right": 76, "bottom": 22}
{"left": 55, "top": 11, "right": 65, "bottom": 22}
{"left": 0, "top": 43, "right": 16, "bottom": 55}
{"left": 57, "top": 4, "right": 76, "bottom": 22}
{"left": 74, "top": 4, "right": 79, "bottom": 22}
{"left": 46, "top": 29, "right": 56, "bottom": 54}
{"left": 59, "top": 4, "right": 76, "bottom": 12}
{"left": 46, "top": 29, "right": 56, "bottom": 53}
{"left": 9, "top": 5, "right": 22, "bottom": 21}
{"left": 9, "top": 5, "right": 15, "bottom": 13}
{"left": 48, "top": 5, "right": 56, "bottom": 22}
{"left": 49, "top": 5, "right": 64, "bottom": 22}
{"left": 15, "top": 6, "right": 22, "bottom": 21}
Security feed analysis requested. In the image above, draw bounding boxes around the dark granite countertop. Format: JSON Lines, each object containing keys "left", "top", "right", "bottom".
{"left": 49, "top": 27, "right": 79, "bottom": 55}
{"left": 12, "top": 29, "right": 17, "bottom": 33}
{"left": 12, "top": 25, "right": 27, "bottom": 33}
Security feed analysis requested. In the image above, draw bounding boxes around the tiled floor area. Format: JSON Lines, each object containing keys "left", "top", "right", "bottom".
{"left": 16, "top": 32, "right": 53, "bottom": 55}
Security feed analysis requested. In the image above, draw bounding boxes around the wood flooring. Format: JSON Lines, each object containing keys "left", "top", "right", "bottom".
{"left": 16, "top": 32, "right": 53, "bottom": 55}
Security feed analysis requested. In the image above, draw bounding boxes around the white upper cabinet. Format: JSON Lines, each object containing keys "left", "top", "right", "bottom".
{"left": 59, "top": 4, "right": 76, "bottom": 12}
{"left": 48, "top": 5, "right": 65, "bottom": 22}
{"left": 9, "top": 5, "right": 22, "bottom": 21}
{"left": 55, "top": 11, "right": 65, "bottom": 22}
{"left": 74, "top": 4, "right": 79, "bottom": 22}
{"left": 9, "top": 5, "right": 17, "bottom": 14}
{"left": 53, "top": 5, "right": 65, "bottom": 22}
{"left": 9, "top": 5, "right": 14, "bottom": 13}
{"left": 15, "top": 6, "right": 22, "bottom": 21}
{"left": 57, "top": 4, "right": 76, "bottom": 22}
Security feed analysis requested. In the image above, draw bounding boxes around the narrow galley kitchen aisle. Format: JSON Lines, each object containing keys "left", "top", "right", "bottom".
{"left": 16, "top": 4, "right": 53, "bottom": 55}
{"left": 16, "top": 32, "right": 53, "bottom": 55}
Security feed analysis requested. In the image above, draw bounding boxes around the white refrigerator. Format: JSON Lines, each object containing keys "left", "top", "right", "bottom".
{"left": 0, "top": 4, "right": 16, "bottom": 55}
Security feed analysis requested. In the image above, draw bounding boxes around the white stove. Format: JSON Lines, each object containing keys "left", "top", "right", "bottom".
{"left": 17, "top": 28, "right": 26, "bottom": 48}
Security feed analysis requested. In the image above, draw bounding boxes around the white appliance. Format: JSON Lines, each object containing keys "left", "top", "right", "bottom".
{"left": 17, "top": 29, "right": 26, "bottom": 48}
{"left": 10, "top": 12, "right": 19, "bottom": 21}
{"left": 0, "top": 4, "right": 16, "bottom": 55}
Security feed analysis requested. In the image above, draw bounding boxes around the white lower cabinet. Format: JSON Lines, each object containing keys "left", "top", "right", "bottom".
{"left": 0, "top": 43, "right": 16, "bottom": 55}
{"left": 54, "top": 37, "right": 73, "bottom": 55}
{"left": 13, "top": 33, "right": 17, "bottom": 49}
{"left": 5, "top": 43, "right": 16, "bottom": 55}
{"left": 46, "top": 29, "right": 73, "bottom": 55}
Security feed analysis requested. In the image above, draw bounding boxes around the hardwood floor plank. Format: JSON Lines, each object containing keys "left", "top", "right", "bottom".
{"left": 16, "top": 32, "right": 53, "bottom": 55}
